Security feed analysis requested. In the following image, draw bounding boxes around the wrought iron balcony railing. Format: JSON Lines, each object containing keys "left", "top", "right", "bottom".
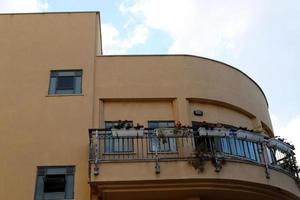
{"left": 88, "top": 127, "right": 299, "bottom": 180}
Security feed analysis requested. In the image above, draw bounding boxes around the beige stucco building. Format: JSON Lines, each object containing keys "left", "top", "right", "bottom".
{"left": 0, "top": 12, "right": 299, "bottom": 200}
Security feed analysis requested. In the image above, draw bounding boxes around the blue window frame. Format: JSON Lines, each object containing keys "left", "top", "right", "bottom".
{"left": 148, "top": 120, "right": 176, "bottom": 152}
{"left": 34, "top": 166, "right": 75, "bottom": 200}
{"left": 49, "top": 70, "right": 82, "bottom": 95}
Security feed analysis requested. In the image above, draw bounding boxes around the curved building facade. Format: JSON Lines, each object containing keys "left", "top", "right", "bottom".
{"left": 0, "top": 12, "right": 299, "bottom": 200}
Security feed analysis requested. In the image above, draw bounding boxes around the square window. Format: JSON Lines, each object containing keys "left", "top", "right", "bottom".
{"left": 35, "top": 166, "right": 75, "bottom": 200}
{"left": 48, "top": 70, "right": 82, "bottom": 95}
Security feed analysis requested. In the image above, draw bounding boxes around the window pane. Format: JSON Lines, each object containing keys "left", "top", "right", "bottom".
{"left": 104, "top": 121, "right": 134, "bottom": 153}
{"left": 112, "top": 137, "right": 133, "bottom": 152}
{"left": 253, "top": 143, "right": 260, "bottom": 162}
{"left": 148, "top": 122, "right": 157, "bottom": 129}
{"left": 44, "top": 175, "right": 66, "bottom": 193}
{"left": 229, "top": 138, "right": 237, "bottom": 155}
{"left": 123, "top": 138, "right": 133, "bottom": 152}
{"left": 149, "top": 136, "right": 159, "bottom": 152}
{"left": 220, "top": 138, "right": 230, "bottom": 154}
{"left": 56, "top": 76, "right": 74, "bottom": 90}
{"left": 167, "top": 122, "right": 175, "bottom": 127}
{"left": 267, "top": 147, "right": 275, "bottom": 164}
{"left": 46, "top": 168, "right": 66, "bottom": 175}
{"left": 148, "top": 120, "right": 176, "bottom": 152}
{"left": 243, "top": 141, "right": 250, "bottom": 158}
{"left": 158, "top": 122, "right": 168, "bottom": 128}
{"left": 104, "top": 136, "right": 113, "bottom": 153}
{"left": 236, "top": 139, "right": 245, "bottom": 157}
{"left": 148, "top": 121, "right": 174, "bottom": 128}
{"left": 56, "top": 71, "right": 77, "bottom": 76}
{"left": 248, "top": 142, "right": 256, "bottom": 160}
{"left": 169, "top": 138, "right": 177, "bottom": 152}
{"left": 105, "top": 122, "right": 114, "bottom": 129}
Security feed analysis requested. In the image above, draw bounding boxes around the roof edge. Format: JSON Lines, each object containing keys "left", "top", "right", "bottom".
{"left": 0, "top": 11, "right": 100, "bottom": 15}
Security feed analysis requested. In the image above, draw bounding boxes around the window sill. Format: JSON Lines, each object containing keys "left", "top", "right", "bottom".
{"left": 46, "top": 94, "right": 84, "bottom": 97}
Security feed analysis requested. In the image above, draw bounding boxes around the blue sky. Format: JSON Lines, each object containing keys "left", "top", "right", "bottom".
{"left": 1, "top": 0, "right": 299, "bottom": 155}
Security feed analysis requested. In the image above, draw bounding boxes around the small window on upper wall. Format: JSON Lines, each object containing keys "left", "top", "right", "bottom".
{"left": 48, "top": 70, "right": 82, "bottom": 95}
{"left": 34, "top": 166, "right": 75, "bottom": 200}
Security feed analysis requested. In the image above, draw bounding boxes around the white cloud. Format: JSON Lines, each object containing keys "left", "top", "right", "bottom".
{"left": 119, "top": 0, "right": 269, "bottom": 58}
{"left": 102, "top": 23, "right": 149, "bottom": 54}
{"left": 272, "top": 114, "right": 300, "bottom": 162}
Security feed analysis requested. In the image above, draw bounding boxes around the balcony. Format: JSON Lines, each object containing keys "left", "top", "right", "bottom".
{"left": 89, "top": 126, "right": 299, "bottom": 180}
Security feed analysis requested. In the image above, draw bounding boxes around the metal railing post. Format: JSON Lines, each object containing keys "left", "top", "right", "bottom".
{"left": 94, "top": 130, "right": 100, "bottom": 176}
{"left": 262, "top": 141, "right": 270, "bottom": 179}
{"left": 155, "top": 148, "right": 160, "bottom": 174}
{"left": 153, "top": 134, "right": 161, "bottom": 174}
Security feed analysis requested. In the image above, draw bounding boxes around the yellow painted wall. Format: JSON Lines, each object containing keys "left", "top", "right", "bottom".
{"left": 189, "top": 101, "right": 254, "bottom": 129}
{"left": 0, "top": 12, "right": 100, "bottom": 200}
{"left": 92, "top": 161, "right": 300, "bottom": 198}
{"left": 103, "top": 100, "right": 175, "bottom": 126}
{"left": 94, "top": 55, "right": 272, "bottom": 132}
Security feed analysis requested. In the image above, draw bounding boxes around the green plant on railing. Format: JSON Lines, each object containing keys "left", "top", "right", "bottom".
{"left": 174, "top": 127, "right": 193, "bottom": 136}
{"left": 174, "top": 121, "right": 193, "bottom": 136}
{"left": 290, "top": 157, "right": 300, "bottom": 189}
{"left": 112, "top": 120, "right": 133, "bottom": 129}
{"left": 190, "top": 140, "right": 209, "bottom": 173}
{"left": 282, "top": 156, "right": 295, "bottom": 171}
{"left": 156, "top": 125, "right": 193, "bottom": 144}
{"left": 289, "top": 156, "right": 300, "bottom": 177}
{"left": 190, "top": 137, "right": 226, "bottom": 173}
{"left": 275, "top": 137, "right": 295, "bottom": 150}
{"left": 274, "top": 149, "right": 300, "bottom": 186}
{"left": 156, "top": 129, "right": 168, "bottom": 144}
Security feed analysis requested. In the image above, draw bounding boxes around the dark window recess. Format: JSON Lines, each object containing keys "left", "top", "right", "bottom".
{"left": 56, "top": 77, "right": 74, "bottom": 90}
{"left": 44, "top": 175, "right": 66, "bottom": 193}
{"left": 48, "top": 70, "right": 82, "bottom": 95}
